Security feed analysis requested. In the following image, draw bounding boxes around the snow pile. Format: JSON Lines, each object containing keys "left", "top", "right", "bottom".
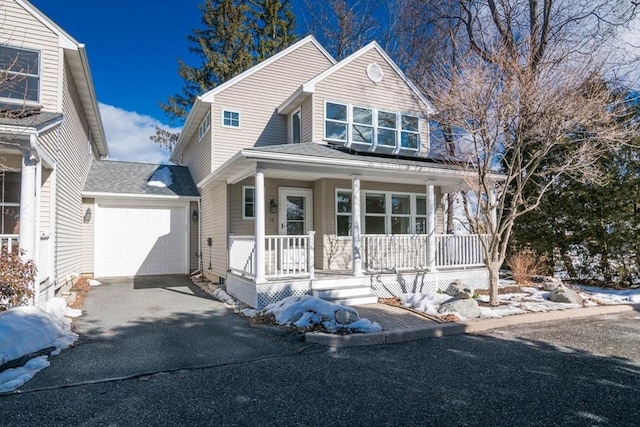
{"left": 147, "top": 167, "right": 172, "bottom": 188}
{"left": 244, "top": 295, "right": 382, "bottom": 334}
{"left": 399, "top": 293, "right": 452, "bottom": 317}
{"left": 0, "top": 298, "right": 79, "bottom": 393}
{"left": 579, "top": 286, "right": 640, "bottom": 304}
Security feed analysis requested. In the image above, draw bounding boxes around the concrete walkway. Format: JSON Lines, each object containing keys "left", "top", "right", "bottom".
{"left": 306, "top": 302, "right": 640, "bottom": 347}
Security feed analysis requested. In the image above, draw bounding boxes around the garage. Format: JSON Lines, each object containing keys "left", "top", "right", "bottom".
{"left": 94, "top": 202, "right": 188, "bottom": 277}
{"left": 82, "top": 161, "right": 200, "bottom": 278}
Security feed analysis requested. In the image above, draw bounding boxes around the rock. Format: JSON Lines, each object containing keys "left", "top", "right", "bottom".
{"left": 335, "top": 309, "right": 359, "bottom": 325}
{"left": 542, "top": 277, "right": 563, "bottom": 291}
{"left": 549, "top": 285, "right": 583, "bottom": 304}
{"left": 445, "top": 281, "right": 473, "bottom": 299}
{"left": 438, "top": 298, "right": 481, "bottom": 318}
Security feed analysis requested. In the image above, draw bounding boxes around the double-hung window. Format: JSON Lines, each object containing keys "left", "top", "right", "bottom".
{"left": 325, "top": 102, "right": 348, "bottom": 141}
{"left": 401, "top": 114, "right": 420, "bottom": 149}
{"left": 336, "top": 190, "right": 352, "bottom": 237}
{"left": 391, "top": 194, "right": 411, "bottom": 234}
{"left": 292, "top": 110, "right": 301, "bottom": 144}
{"left": 198, "top": 114, "right": 210, "bottom": 140}
{"left": 364, "top": 193, "right": 386, "bottom": 234}
{"left": 377, "top": 111, "right": 397, "bottom": 147}
{"left": 415, "top": 196, "right": 427, "bottom": 234}
{"left": 0, "top": 45, "right": 40, "bottom": 104}
{"left": 352, "top": 106, "right": 373, "bottom": 144}
{"left": 242, "top": 186, "right": 254, "bottom": 220}
{"left": 0, "top": 172, "right": 20, "bottom": 235}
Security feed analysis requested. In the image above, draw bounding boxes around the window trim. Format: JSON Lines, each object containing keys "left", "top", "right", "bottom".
{"left": 222, "top": 109, "right": 241, "bottom": 128}
{"left": 0, "top": 171, "right": 20, "bottom": 235}
{"left": 323, "top": 100, "right": 421, "bottom": 152}
{"left": 242, "top": 185, "right": 255, "bottom": 220}
{"left": 198, "top": 113, "right": 211, "bottom": 141}
{"left": 0, "top": 44, "right": 41, "bottom": 105}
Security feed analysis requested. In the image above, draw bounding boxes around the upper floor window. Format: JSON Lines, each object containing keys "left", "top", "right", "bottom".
{"left": 292, "top": 109, "right": 301, "bottom": 144}
{"left": 198, "top": 113, "right": 211, "bottom": 141}
{"left": 0, "top": 45, "right": 40, "bottom": 104}
{"left": 324, "top": 101, "right": 420, "bottom": 151}
{"left": 222, "top": 110, "right": 240, "bottom": 128}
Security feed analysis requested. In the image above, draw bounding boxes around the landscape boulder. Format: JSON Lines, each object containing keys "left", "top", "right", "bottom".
{"left": 549, "top": 285, "right": 583, "bottom": 304}
{"left": 438, "top": 297, "right": 481, "bottom": 319}
{"left": 542, "top": 277, "right": 564, "bottom": 291}
{"left": 335, "top": 309, "right": 360, "bottom": 325}
{"left": 444, "top": 281, "right": 473, "bottom": 299}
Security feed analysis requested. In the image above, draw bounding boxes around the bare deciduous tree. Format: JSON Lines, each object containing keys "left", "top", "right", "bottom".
{"left": 427, "top": 0, "right": 639, "bottom": 305}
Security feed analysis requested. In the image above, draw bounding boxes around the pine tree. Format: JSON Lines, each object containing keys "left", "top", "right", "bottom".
{"left": 251, "top": 0, "right": 297, "bottom": 61}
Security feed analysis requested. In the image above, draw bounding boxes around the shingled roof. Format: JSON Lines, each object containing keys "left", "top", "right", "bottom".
{"left": 83, "top": 160, "right": 199, "bottom": 198}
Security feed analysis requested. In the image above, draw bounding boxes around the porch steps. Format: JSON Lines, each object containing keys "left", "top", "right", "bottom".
{"left": 311, "top": 280, "right": 378, "bottom": 306}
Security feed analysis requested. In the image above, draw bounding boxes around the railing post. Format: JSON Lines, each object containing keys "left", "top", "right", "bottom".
{"left": 308, "top": 231, "right": 315, "bottom": 280}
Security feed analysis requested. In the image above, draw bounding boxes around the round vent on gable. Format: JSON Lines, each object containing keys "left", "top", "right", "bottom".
{"left": 366, "top": 63, "right": 384, "bottom": 83}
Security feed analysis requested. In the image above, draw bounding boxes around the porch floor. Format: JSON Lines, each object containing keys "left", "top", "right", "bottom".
{"left": 353, "top": 303, "right": 439, "bottom": 330}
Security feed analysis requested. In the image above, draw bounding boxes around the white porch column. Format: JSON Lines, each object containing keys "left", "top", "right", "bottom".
{"left": 351, "top": 176, "right": 363, "bottom": 276}
{"left": 254, "top": 170, "right": 266, "bottom": 284}
{"left": 426, "top": 182, "right": 436, "bottom": 271}
{"left": 18, "top": 151, "right": 37, "bottom": 262}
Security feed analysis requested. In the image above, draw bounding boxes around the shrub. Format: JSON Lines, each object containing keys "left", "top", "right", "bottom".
{"left": 506, "top": 247, "right": 547, "bottom": 286}
{"left": 0, "top": 248, "right": 37, "bottom": 311}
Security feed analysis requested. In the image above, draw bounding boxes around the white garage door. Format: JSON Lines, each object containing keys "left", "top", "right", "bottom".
{"left": 95, "top": 204, "right": 187, "bottom": 277}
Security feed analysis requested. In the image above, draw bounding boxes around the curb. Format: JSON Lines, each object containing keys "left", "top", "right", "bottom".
{"left": 305, "top": 303, "right": 640, "bottom": 347}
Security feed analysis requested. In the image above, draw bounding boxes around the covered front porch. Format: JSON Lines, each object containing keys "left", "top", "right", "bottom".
{"left": 210, "top": 143, "right": 495, "bottom": 308}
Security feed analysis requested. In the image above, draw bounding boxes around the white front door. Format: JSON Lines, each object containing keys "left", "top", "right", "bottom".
{"left": 277, "top": 188, "right": 313, "bottom": 270}
{"left": 278, "top": 188, "right": 313, "bottom": 236}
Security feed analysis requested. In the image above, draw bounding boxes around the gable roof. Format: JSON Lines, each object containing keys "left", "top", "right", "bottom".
{"left": 83, "top": 161, "right": 200, "bottom": 199}
{"left": 278, "top": 41, "right": 435, "bottom": 115}
{"left": 170, "top": 35, "right": 335, "bottom": 163}
{"left": 16, "top": 0, "right": 108, "bottom": 158}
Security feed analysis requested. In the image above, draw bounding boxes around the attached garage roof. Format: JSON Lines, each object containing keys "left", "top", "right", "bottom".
{"left": 83, "top": 160, "right": 200, "bottom": 198}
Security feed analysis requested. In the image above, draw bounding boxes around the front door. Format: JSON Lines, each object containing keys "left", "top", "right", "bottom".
{"left": 278, "top": 188, "right": 313, "bottom": 270}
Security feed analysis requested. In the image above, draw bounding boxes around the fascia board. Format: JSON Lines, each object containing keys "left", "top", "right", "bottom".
{"left": 82, "top": 191, "right": 200, "bottom": 201}
{"left": 76, "top": 45, "right": 109, "bottom": 158}
{"left": 276, "top": 85, "right": 314, "bottom": 115}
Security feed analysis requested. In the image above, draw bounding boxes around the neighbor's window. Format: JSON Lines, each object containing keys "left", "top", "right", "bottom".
{"left": 198, "top": 113, "right": 211, "bottom": 141}
{"left": 0, "top": 172, "right": 20, "bottom": 235}
{"left": 0, "top": 45, "right": 40, "bottom": 103}
{"left": 242, "top": 186, "right": 254, "bottom": 219}
{"left": 223, "top": 110, "right": 240, "bottom": 128}
{"left": 336, "top": 190, "right": 352, "bottom": 237}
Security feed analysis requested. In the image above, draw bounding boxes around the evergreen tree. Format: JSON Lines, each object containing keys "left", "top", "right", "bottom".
{"left": 153, "top": 0, "right": 296, "bottom": 151}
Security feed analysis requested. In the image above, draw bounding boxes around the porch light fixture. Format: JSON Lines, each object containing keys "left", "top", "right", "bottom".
{"left": 269, "top": 199, "right": 278, "bottom": 214}
{"left": 192, "top": 209, "right": 199, "bottom": 222}
{"left": 83, "top": 208, "right": 92, "bottom": 224}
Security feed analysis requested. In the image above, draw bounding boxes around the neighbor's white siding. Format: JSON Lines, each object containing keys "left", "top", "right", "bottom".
{"left": 1, "top": 0, "right": 61, "bottom": 111}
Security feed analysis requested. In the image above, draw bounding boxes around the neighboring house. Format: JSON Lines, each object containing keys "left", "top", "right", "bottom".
{"left": 81, "top": 161, "right": 199, "bottom": 278}
{"left": 171, "top": 36, "right": 500, "bottom": 308}
{"left": 0, "top": 0, "right": 108, "bottom": 304}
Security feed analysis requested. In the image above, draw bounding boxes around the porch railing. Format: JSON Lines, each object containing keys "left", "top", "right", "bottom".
{"left": 229, "top": 232, "right": 315, "bottom": 279}
{"left": 363, "top": 233, "right": 488, "bottom": 272}
{"left": 1, "top": 234, "right": 19, "bottom": 254}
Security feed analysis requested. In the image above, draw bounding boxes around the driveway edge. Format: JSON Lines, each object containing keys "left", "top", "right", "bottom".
{"left": 305, "top": 303, "right": 640, "bottom": 347}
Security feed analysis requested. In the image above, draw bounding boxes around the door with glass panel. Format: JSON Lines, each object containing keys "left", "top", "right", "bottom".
{"left": 277, "top": 188, "right": 313, "bottom": 271}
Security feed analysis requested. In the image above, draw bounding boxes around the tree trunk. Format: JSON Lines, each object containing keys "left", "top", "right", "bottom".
{"left": 488, "top": 261, "right": 500, "bottom": 306}
{"left": 446, "top": 193, "right": 455, "bottom": 234}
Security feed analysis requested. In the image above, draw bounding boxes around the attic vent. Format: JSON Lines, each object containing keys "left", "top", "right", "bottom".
{"left": 366, "top": 63, "right": 384, "bottom": 83}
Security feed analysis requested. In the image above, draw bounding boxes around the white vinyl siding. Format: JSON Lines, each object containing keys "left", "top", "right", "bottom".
{"left": 201, "top": 180, "right": 228, "bottom": 280}
{"left": 312, "top": 49, "right": 430, "bottom": 154}
{"left": 210, "top": 42, "right": 334, "bottom": 170}
{"left": 198, "top": 113, "right": 211, "bottom": 140}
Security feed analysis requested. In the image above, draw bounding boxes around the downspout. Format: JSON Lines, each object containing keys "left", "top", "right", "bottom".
{"left": 198, "top": 198, "right": 202, "bottom": 272}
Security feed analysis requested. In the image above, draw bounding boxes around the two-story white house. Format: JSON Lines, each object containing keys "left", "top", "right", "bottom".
{"left": 1, "top": 0, "right": 109, "bottom": 304}
{"left": 171, "top": 36, "right": 497, "bottom": 308}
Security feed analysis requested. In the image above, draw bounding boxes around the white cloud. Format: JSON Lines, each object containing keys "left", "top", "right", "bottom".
{"left": 98, "top": 103, "right": 180, "bottom": 164}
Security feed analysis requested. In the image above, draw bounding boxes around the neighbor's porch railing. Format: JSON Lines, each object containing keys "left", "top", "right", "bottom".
{"left": 228, "top": 232, "right": 315, "bottom": 280}
{"left": 1, "top": 234, "right": 19, "bottom": 253}
{"left": 363, "top": 233, "right": 488, "bottom": 272}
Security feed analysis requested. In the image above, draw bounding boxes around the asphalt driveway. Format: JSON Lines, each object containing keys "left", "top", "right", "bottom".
{"left": 20, "top": 275, "right": 309, "bottom": 391}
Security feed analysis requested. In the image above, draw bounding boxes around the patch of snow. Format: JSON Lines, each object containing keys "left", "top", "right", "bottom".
{"left": 88, "top": 279, "right": 102, "bottom": 287}
{"left": 147, "top": 167, "right": 172, "bottom": 188}
{"left": 0, "top": 298, "right": 79, "bottom": 392}
{"left": 399, "top": 293, "right": 452, "bottom": 316}
{"left": 579, "top": 286, "right": 640, "bottom": 305}
{"left": 251, "top": 295, "right": 382, "bottom": 333}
